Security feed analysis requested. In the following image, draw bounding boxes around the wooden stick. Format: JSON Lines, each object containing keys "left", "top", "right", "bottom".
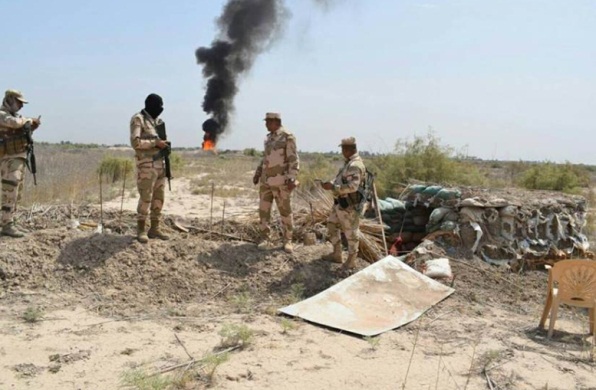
{"left": 174, "top": 333, "right": 194, "bottom": 360}
{"left": 210, "top": 182, "right": 214, "bottom": 230}
{"left": 484, "top": 369, "right": 496, "bottom": 390}
{"left": 186, "top": 226, "right": 257, "bottom": 243}
{"left": 402, "top": 320, "right": 422, "bottom": 390}
{"left": 99, "top": 169, "right": 104, "bottom": 231}
{"left": 221, "top": 200, "right": 226, "bottom": 234}
{"left": 120, "top": 161, "right": 129, "bottom": 229}
{"left": 372, "top": 182, "right": 388, "bottom": 256}
{"left": 149, "top": 346, "right": 239, "bottom": 377}
{"left": 435, "top": 343, "right": 444, "bottom": 390}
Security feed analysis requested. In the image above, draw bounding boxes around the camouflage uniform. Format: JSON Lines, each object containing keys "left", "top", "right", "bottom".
{"left": 130, "top": 109, "right": 167, "bottom": 241}
{"left": 325, "top": 137, "right": 366, "bottom": 267}
{"left": 0, "top": 90, "right": 38, "bottom": 237}
{"left": 254, "top": 113, "right": 299, "bottom": 247}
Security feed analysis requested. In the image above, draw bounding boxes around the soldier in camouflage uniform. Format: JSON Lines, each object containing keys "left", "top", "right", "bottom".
{"left": 0, "top": 90, "right": 41, "bottom": 238}
{"left": 321, "top": 137, "right": 366, "bottom": 269}
{"left": 252, "top": 112, "right": 299, "bottom": 253}
{"left": 130, "top": 93, "right": 170, "bottom": 243}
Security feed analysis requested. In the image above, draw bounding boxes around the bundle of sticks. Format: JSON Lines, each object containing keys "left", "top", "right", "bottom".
{"left": 238, "top": 187, "right": 387, "bottom": 263}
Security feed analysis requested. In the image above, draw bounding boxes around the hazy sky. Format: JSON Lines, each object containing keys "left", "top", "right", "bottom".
{"left": 2, "top": 0, "right": 595, "bottom": 163}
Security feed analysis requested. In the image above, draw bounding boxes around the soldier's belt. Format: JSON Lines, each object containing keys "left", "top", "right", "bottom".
{"left": 139, "top": 135, "right": 159, "bottom": 140}
{"left": 334, "top": 194, "right": 360, "bottom": 210}
{"left": 334, "top": 197, "right": 351, "bottom": 209}
{"left": 0, "top": 132, "right": 26, "bottom": 142}
{"left": 263, "top": 172, "right": 288, "bottom": 178}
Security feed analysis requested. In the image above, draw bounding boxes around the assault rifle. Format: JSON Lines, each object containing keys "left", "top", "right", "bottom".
{"left": 23, "top": 122, "right": 37, "bottom": 185}
{"left": 355, "top": 169, "right": 375, "bottom": 213}
{"left": 152, "top": 122, "right": 172, "bottom": 190}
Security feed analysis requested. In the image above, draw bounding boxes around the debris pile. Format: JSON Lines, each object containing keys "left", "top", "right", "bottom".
{"left": 373, "top": 185, "right": 591, "bottom": 269}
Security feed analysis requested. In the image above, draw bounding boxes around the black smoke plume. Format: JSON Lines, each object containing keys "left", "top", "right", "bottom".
{"left": 196, "top": 0, "right": 289, "bottom": 144}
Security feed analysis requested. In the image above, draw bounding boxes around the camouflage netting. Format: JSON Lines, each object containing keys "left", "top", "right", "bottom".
{"left": 370, "top": 185, "right": 592, "bottom": 268}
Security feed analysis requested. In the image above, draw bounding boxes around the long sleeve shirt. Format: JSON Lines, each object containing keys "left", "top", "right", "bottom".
{"left": 256, "top": 126, "right": 300, "bottom": 187}
{"left": 0, "top": 104, "right": 33, "bottom": 159}
{"left": 130, "top": 110, "right": 164, "bottom": 164}
{"left": 332, "top": 153, "right": 366, "bottom": 198}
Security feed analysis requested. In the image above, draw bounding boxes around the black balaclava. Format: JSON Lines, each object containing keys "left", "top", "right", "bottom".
{"left": 144, "top": 93, "right": 164, "bottom": 119}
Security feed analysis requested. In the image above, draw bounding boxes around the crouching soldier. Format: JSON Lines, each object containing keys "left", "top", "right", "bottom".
{"left": 321, "top": 137, "right": 366, "bottom": 269}
{"left": 0, "top": 90, "right": 41, "bottom": 237}
{"left": 130, "top": 93, "right": 170, "bottom": 243}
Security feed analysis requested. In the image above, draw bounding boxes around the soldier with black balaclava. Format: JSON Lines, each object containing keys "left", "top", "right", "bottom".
{"left": 0, "top": 90, "right": 41, "bottom": 237}
{"left": 129, "top": 93, "right": 170, "bottom": 243}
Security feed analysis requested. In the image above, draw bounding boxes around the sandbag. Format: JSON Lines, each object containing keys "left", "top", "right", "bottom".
{"left": 423, "top": 258, "right": 453, "bottom": 279}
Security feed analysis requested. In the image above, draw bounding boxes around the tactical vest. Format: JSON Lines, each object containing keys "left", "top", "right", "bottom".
{"left": 0, "top": 129, "right": 28, "bottom": 158}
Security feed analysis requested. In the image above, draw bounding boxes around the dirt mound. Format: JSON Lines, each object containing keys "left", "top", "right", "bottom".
{"left": 0, "top": 226, "right": 547, "bottom": 317}
{"left": 0, "top": 217, "right": 350, "bottom": 316}
{"left": 0, "top": 203, "right": 554, "bottom": 322}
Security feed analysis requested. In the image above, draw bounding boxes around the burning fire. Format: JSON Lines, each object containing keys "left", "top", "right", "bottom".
{"left": 202, "top": 139, "right": 216, "bottom": 151}
{"left": 202, "top": 118, "right": 219, "bottom": 152}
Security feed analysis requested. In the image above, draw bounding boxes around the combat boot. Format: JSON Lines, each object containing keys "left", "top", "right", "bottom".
{"left": 257, "top": 239, "right": 276, "bottom": 251}
{"left": 148, "top": 219, "right": 170, "bottom": 240}
{"left": 1, "top": 222, "right": 25, "bottom": 238}
{"left": 283, "top": 241, "right": 294, "bottom": 253}
{"left": 323, "top": 243, "right": 343, "bottom": 263}
{"left": 342, "top": 253, "right": 358, "bottom": 270}
{"left": 137, "top": 220, "right": 149, "bottom": 243}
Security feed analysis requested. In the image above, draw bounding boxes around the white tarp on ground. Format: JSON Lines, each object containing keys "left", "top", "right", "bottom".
{"left": 279, "top": 255, "right": 454, "bottom": 336}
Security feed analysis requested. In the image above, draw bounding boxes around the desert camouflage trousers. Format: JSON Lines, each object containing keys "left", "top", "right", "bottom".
{"left": 136, "top": 160, "right": 165, "bottom": 222}
{"left": 259, "top": 183, "right": 293, "bottom": 242}
{"left": 1, "top": 157, "right": 26, "bottom": 226}
{"left": 327, "top": 204, "right": 361, "bottom": 255}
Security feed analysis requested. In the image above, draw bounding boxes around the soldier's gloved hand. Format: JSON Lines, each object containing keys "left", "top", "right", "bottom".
{"left": 321, "top": 181, "right": 334, "bottom": 191}
{"left": 156, "top": 139, "right": 168, "bottom": 149}
{"left": 252, "top": 173, "right": 260, "bottom": 185}
{"left": 287, "top": 180, "right": 297, "bottom": 191}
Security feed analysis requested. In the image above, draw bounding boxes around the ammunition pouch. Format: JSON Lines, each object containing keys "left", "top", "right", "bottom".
{"left": 350, "top": 192, "right": 363, "bottom": 205}
{"left": 0, "top": 133, "right": 28, "bottom": 157}
{"left": 335, "top": 192, "right": 363, "bottom": 210}
{"left": 337, "top": 197, "right": 350, "bottom": 209}
{"left": 335, "top": 197, "right": 351, "bottom": 210}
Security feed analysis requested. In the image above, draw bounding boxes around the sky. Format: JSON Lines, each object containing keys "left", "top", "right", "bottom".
{"left": 1, "top": 0, "right": 595, "bottom": 163}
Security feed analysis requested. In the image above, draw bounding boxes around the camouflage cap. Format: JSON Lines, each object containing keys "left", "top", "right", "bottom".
{"left": 339, "top": 137, "right": 357, "bottom": 147}
{"left": 264, "top": 112, "right": 281, "bottom": 120}
{"left": 4, "top": 89, "right": 28, "bottom": 103}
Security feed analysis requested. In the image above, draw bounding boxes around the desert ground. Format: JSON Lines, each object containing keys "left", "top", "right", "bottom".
{"left": 1, "top": 147, "right": 595, "bottom": 390}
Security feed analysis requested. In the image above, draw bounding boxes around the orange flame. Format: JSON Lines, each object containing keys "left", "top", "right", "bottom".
{"left": 202, "top": 139, "right": 216, "bottom": 151}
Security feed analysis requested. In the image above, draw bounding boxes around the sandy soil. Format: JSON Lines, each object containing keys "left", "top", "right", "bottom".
{"left": 1, "top": 181, "right": 595, "bottom": 390}
{"left": 102, "top": 177, "right": 256, "bottom": 220}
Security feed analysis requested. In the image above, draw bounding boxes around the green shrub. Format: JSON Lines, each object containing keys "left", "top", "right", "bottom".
{"left": 98, "top": 156, "right": 131, "bottom": 183}
{"left": 169, "top": 151, "right": 183, "bottom": 171}
{"left": 22, "top": 307, "right": 44, "bottom": 323}
{"left": 299, "top": 153, "right": 338, "bottom": 189}
{"left": 520, "top": 162, "right": 590, "bottom": 192}
{"left": 369, "top": 132, "right": 487, "bottom": 197}
{"left": 120, "top": 369, "right": 172, "bottom": 390}
{"left": 218, "top": 323, "right": 254, "bottom": 349}
{"left": 243, "top": 148, "right": 262, "bottom": 157}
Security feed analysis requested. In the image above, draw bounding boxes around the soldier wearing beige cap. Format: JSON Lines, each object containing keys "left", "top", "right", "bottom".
{"left": 321, "top": 136, "right": 366, "bottom": 269}
{"left": 253, "top": 112, "right": 300, "bottom": 253}
{"left": 0, "top": 89, "right": 42, "bottom": 237}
